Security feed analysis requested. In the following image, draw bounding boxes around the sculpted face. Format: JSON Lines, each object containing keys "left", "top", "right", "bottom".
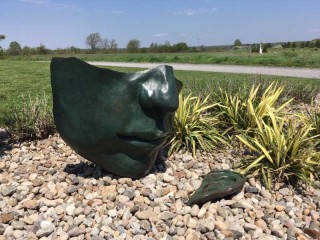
{"left": 51, "top": 57, "right": 182, "bottom": 178}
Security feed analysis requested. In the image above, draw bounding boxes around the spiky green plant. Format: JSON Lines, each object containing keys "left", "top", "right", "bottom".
{"left": 235, "top": 111, "right": 320, "bottom": 189}
{"left": 168, "top": 93, "right": 227, "bottom": 156}
{"left": 306, "top": 99, "right": 320, "bottom": 138}
{"left": 217, "top": 82, "right": 293, "bottom": 134}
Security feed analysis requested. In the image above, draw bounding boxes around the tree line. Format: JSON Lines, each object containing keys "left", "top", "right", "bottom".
{"left": 1, "top": 32, "right": 320, "bottom": 57}
{"left": 86, "top": 32, "right": 190, "bottom": 53}
{"left": 0, "top": 32, "right": 191, "bottom": 56}
{"left": 233, "top": 38, "right": 320, "bottom": 53}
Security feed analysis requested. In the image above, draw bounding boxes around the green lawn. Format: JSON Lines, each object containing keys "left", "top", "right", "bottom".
{"left": 6, "top": 47, "right": 320, "bottom": 68}
{"left": 1, "top": 60, "right": 320, "bottom": 126}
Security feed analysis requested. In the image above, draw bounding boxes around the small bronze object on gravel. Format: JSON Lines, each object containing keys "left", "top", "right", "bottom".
{"left": 187, "top": 170, "right": 246, "bottom": 206}
{"left": 51, "top": 57, "right": 182, "bottom": 178}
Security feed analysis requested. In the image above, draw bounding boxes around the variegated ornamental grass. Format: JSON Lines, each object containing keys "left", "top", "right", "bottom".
{"left": 236, "top": 111, "right": 320, "bottom": 189}
{"left": 168, "top": 93, "right": 227, "bottom": 157}
{"left": 217, "top": 82, "right": 293, "bottom": 134}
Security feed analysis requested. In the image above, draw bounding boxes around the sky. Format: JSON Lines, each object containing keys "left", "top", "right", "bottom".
{"left": 1, "top": 0, "right": 320, "bottom": 49}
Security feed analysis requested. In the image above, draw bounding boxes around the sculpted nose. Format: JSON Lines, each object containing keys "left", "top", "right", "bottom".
{"left": 139, "top": 65, "right": 180, "bottom": 117}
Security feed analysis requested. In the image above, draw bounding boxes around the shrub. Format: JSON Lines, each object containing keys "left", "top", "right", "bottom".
{"left": 168, "top": 93, "right": 227, "bottom": 156}
{"left": 282, "top": 51, "right": 298, "bottom": 58}
{"left": 3, "top": 93, "right": 55, "bottom": 141}
{"left": 235, "top": 111, "right": 320, "bottom": 189}
{"left": 216, "top": 82, "right": 293, "bottom": 134}
{"left": 306, "top": 100, "right": 320, "bottom": 138}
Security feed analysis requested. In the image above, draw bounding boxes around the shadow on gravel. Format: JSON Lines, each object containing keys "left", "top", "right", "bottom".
{"left": 63, "top": 149, "right": 168, "bottom": 179}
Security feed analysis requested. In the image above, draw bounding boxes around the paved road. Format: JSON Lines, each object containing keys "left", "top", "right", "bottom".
{"left": 87, "top": 61, "right": 320, "bottom": 79}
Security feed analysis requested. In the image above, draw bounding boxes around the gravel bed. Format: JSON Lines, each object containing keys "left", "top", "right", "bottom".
{"left": 0, "top": 133, "right": 319, "bottom": 240}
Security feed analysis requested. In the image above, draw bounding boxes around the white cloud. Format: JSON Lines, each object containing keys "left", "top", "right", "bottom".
{"left": 19, "top": 0, "right": 81, "bottom": 11}
{"left": 20, "top": 0, "right": 48, "bottom": 4}
{"left": 153, "top": 33, "right": 169, "bottom": 37}
{"left": 112, "top": 10, "right": 125, "bottom": 14}
{"left": 177, "top": 8, "right": 217, "bottom": 16}
{"left": 310, "top": 28, "right": 320, "bottom": 33}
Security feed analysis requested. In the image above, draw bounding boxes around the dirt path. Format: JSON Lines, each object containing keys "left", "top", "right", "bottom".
{"left": 87, "top": 61, "right": 320, "bottom": 79}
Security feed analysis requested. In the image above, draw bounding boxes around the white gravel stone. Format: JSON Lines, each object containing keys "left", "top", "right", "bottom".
{"left": 66, "top": 203, "right": 75, "bottom": 216}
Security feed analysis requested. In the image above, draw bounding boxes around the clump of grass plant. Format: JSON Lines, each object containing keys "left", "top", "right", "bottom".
{"left": 216, "top": 82, "right": 293, "bottom": 134}
{"left": 3, "top": 93, "right": 55, "bottom": 141}
{"left": 306, "top": 99, "right": 320, "bottom": 138}
{"left": 235, "top": 111, "right": 320, "bottom": 189}
{"left": 168, "top": 93, "right": 227, "bottom": 156}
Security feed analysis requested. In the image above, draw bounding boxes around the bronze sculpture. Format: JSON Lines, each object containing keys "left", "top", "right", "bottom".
{"left": 51, "top": 57, "right": 182, "bottom": 178}
{"left": 187, "top": 170, "right": 245, "bottom": 206}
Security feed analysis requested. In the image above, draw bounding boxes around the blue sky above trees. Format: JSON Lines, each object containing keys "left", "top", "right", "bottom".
{"left": 1, "top": 0, "right": 320, "bottom": 49}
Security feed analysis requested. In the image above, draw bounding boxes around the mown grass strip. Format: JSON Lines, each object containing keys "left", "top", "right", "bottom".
{"left": 1, "top": 60, "right": 320, "bottom": 126}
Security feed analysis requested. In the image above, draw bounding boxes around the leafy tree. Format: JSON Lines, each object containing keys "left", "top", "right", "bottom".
{"left": 0, "top": 47, "right": 4, "bottom": 59}
{"left": 149, "top": 42, "right": 158, "bottom": 52}
{"left": 282, "top": 42, "right": 291, "bottom": 49}
{"left": 162, "top": 41, "right": 171, "bottom": 52}
{"left": 127, "top": 39, "right": 140, "bottom": 53}
{"left": 8, "top": 41, "right": 22, "bottom": 55}
{"left": 36, "top": 44, "right": 49, "bottom": 54}
{"left": 291, "top": 42, "right": 296, "bottom": 48}
{"left": 234, "top": 39, "right": 242, "bottom": 46}
{"left": 69, "top": 46, "right": 81, "bottom": 54}
{"left": 0, "top": 35, "right": 5, "bottom": 58}
{"left": 86, "top": 33, "right": 102, "bottom": 53}
{"left": 22, "top": 46, "right": 32, "bottom": 55}
{"left": 315, "top": 40, "right": 320, "bottom": 48}
{"left": 100, "top": 38, "right": 110, "bottom": 50}
{"left": 262, "top": 45, "right": 267, "bottom": 53}
{"left": 100, "top": 38, "right": 117, "bottom": 53}
{"left": 109, "top": 39, "right": 118, "bottom": 52}
{"left": 251, "top": 44, "right": 259, "bottom": 53}
{"left": 172, "top": 42, "right": 189, "bottom": 52}
{"left": 306, "top": 41, "right": 310, "bottom": 48}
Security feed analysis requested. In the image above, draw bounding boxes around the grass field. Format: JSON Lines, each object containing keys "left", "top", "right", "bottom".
{"left": 6, "top": 47, "right": 320, "bottom": 68}
{"left": 1, "top": 60, "right": 320, "bottom": 127}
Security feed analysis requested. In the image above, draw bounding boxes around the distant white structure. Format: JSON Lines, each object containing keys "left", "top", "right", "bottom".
{"left": 259, "top": 43, "right": 263, "bottom": 54}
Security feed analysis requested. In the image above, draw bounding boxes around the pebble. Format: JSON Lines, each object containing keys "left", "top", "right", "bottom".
{"left": 260, "top": 189, "right": 272, "bottom": 199}
{"left": 135, "top": 210, "right": 154, "bottom": 220}
{"left": 66, "top": 203, "right": 75, "bottom": 216}
{"left": 0, "top": 134, "right": 318, "bottom": 239}
{"left": 200, "top": 219, "right": 215, "bottom": 232}
{"left": 11, "top": 220, "right": 24, "bottom": 230}
{"left": 279, "top": 187, "right": 291, "bottom": 196}
{"left": 215, "top": 220, "right": 228, "bottom": 231}
{"left": 2, "top": 185, "right": 17, "bottom": 196}
{"left": 22, "top": 199, "right": 39, "bottom": 209}
{"left": 36, "top": 221, "right": 54, "bottom": 237}
{"left": 159, "top": 211, "right": 175, "bottom": 220}
{"left": 0, "top": 213, "right": 14, "bottom": 224}
{"left": 13, "top": 230, "right": 24, "bottom": 238}
{"left": 190, "top": 205, "right": 200, "bottom": 217}
{"left": 68, "top": 227, "right": 86, "bottom": 237}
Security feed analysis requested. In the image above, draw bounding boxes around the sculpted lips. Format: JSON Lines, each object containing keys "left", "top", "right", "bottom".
{"left": 117, "top": 132, "right": 168, "bottom": 147}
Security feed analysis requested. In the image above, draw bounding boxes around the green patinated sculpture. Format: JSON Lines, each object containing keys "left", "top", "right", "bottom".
{"left": 187, "top": 170, "right": 245, "bottom": 206}
{"left": 51, "top": 57, "right": 182, "bottom": 178}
